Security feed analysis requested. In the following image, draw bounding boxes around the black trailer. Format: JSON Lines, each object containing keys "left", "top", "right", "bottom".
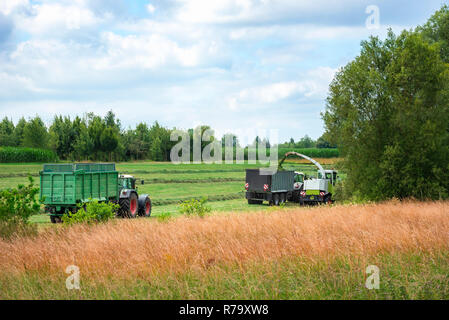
{"left": 245, "top": 169, "right": 303, "bottom": 206}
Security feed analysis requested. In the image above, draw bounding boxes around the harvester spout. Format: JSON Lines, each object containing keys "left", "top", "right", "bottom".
{"left": 278, "top": 151, "right": 326, "bottom": 178}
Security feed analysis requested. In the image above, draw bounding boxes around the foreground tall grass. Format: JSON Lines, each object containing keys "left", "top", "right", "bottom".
{"left": 1, "top": 201, "right": 448, "bottom": 299}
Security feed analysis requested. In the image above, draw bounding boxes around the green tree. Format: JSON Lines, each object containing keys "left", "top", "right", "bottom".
{"left": 150, "top": 136, "right": 162, "bottom": 161}
{"left": 100, "top": 127, "right": 119, "bottom": 161}
{"left": 0, "top": 117, "right": 16, "bottom": 146}
{"left": 295, "top": 135, "right": 315, "bottom": 148}
{"left": 316, "top": 133, "right": 336, "bottom": 149}
{"left": 73, "top": 119, "right": 93, "bottom": 161}
{"left": 87, "top": 114, "right": 106, "bottom": 159}
{"left": 14, "top": 117, "right": 26, "bottom": 147}
{"left": 22, "top": 116, "right": 49, "bottom": 149}
{"left": 323, "top": 30, "right": 449, "bottom": 201}
{"left": 134, "top": 123, "right": 151, "bottom": 159}
{"left": 49, "top": 116, "right": 79, "bottom": 159}
{"left": 417, "top": 5, "right": 449, "bottom": 63}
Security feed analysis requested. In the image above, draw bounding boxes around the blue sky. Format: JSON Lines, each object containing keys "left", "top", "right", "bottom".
{"left": 0, "top": 0, "right": 447, "bottom": 143}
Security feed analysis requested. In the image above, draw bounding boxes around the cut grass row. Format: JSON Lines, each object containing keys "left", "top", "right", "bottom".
{"left": 30, "top": 198, "right": 271, "bottom": 225}
{"left": 0, "top": 160, "right": 339, "bottom": 175}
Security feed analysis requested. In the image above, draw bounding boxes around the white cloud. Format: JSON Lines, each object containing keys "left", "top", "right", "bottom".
{"left": 0, "top": 0, "right": 28, "bottom": 15}
{"left": 19, "top": 3, "right": 100, "bottom": 34}
{"left": 147, "top": 4, "right": 156, "bottom": 14}
{"left": 227, "top": 67, "right": 337, "bottom": 110}
{"left": 96, "top": 32, "right": 202, "bottom": 69}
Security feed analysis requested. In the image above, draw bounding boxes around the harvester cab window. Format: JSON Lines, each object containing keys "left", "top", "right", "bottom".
{"left": 295, "top": 174, "right": 304, "bottom": 183}
{"left": 333, "top": 172, "right": 338, "bottom": 185}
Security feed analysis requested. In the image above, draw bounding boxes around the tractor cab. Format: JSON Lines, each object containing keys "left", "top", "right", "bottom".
{"left": 119, "top": 174, "right": 136, "bottom": 190}
{"left": 293, "top": 171, "right": 305, "bottom": 190}
{"left": 318, "top": 170, "right": 338, "bottom": 186}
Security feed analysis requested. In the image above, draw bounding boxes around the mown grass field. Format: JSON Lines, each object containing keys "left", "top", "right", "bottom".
{"left": 0, "top": 160, "right": 340, "bottom": 225}
{"left": 0, "top": 201, "right": 448, "bottom": 299}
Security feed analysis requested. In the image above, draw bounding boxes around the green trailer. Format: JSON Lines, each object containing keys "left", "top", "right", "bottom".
{"left": 40, "top": 163, "right": 152, "bottom": 223}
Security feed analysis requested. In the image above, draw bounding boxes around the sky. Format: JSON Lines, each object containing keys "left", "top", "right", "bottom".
{"left": 0, "top": 0, "right": 447, "bottom": 143}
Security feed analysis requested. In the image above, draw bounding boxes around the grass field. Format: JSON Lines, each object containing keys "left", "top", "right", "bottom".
{"left": 1, "top": 201, "right": 448, "bottom": 299}
{"left": 0, "top": 160, "right": 340, "bottom": 225}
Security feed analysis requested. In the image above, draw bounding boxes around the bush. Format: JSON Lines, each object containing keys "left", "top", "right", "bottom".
{"left": 157, "top": 211, "right": 173, "bottom": 222}
{"left": 0, "top": 147, "right": 58, "bottom": 163}
{"left": 62, "top": 199, "right": 119, "bottom": 225}
{"left": 0, "top": 177, "right": 40, "bottom": 239}
{"left": 178, "top": 197, "right": 211, "bottom": 217}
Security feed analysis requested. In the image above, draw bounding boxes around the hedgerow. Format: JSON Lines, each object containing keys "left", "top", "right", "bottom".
{"left": 0, "top": 147, "right": 58, "bottom": 163}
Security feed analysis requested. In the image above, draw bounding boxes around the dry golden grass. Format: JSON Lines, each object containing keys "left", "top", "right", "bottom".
{"left": 0, "top": 201, "right": 448, "bottom": 280}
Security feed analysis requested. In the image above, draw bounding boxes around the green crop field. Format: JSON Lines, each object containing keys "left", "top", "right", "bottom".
{"left": 0, "top": 160, "right": 339, "bottom": 225}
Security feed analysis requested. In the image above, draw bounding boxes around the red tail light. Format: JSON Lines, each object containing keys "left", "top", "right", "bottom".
{"left": 245, "top": 183, "right": 249, "bottom": 190}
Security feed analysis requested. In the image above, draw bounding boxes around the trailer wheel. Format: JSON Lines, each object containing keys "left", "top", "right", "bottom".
{"left": 138, "top": 195, "right": 152, "bottom": 217}
{"left": 50, "top": 216, "right": 62, "bottom": 224}
{"left": 273, "top": 193, "right": 280, "bottom": 206}
{"left": 280, "top": 193, "right": 286, "bottom": 204}
{"left": 120, "top": 193, "right": 138, "bottom": 218}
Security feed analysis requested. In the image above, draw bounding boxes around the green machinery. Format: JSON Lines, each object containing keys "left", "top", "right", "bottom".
{"left": 40, "top": 163, "right": 152, "bottom": 223}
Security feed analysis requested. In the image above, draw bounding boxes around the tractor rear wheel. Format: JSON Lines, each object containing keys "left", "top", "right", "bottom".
{"left": 138, "top": 195, "right": 152, "bottom": 217}
{"left": 120, "top": 193, "right": 138, "bottom": 218}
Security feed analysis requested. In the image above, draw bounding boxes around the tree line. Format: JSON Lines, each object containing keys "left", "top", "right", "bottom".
{"left": 1, "top": 111, "right": 335, "bottom": 162}
{"left": 0, "top": 112, "right": 176, "bottom": 162}
{"left": 278, "top": 134, "right": 336, "bottom": 149}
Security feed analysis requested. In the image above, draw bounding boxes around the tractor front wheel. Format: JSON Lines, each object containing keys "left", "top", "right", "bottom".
{"left": 324, "top": 196, "right": 333, "bottom": 205}
{"left": 120, "top": 193, "right": 138, "bottom": 218}
{"left": 138, "top": 195, "right": 152, "bottom": 217}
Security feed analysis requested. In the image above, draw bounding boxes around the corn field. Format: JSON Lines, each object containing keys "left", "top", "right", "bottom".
{"left": 0, "top": 147, "right": 58, "bottom": 163}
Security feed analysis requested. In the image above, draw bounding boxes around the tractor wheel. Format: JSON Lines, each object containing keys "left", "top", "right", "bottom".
{"left": 120, "top": 193, "right": 138, "bottom": 218}
{"left": 138, "top": 195, "right": 152, "bottom": 217}
{"left": 280, "top": 193, "right": 286, "bottom": 204}
{"left": 324, "top": 196, "right": 333, "bottom": 205}
{"left": 50, "top": 215, "right": 62, "bottom": 224}
{"left": 273, "top": 193, "right": 280, "bottom": 206}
